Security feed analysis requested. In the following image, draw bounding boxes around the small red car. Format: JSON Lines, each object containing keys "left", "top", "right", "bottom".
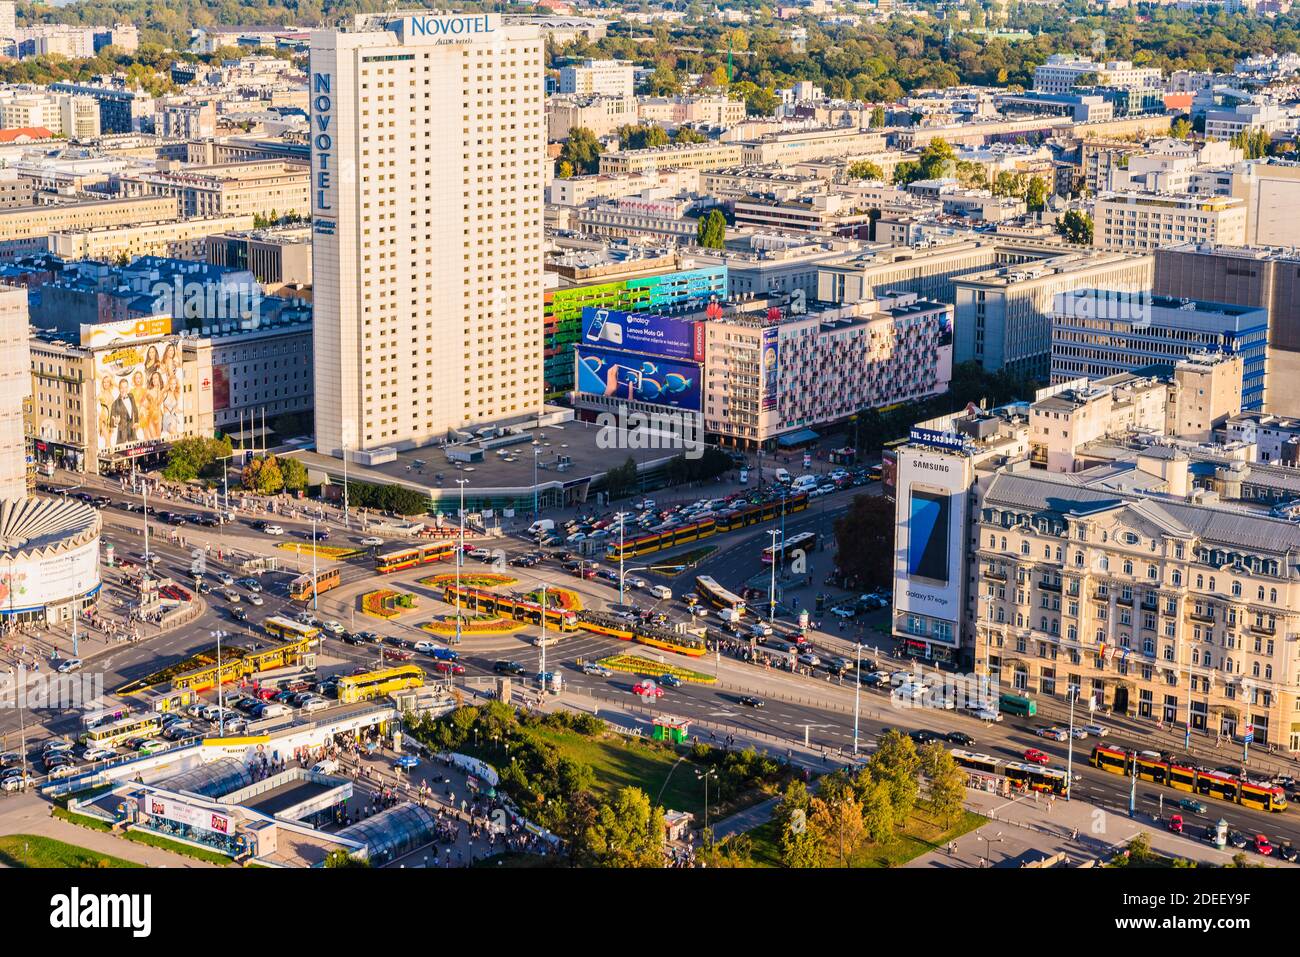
{"left": 632, "top": 682, "right": 664, "bottom": 698}
{"left": 1255, "top": 834, "right": 1274, "bottom": 856}
{"left": 1023, "top": 748, "right": 1050, "bottom": 765}
{"left": 1168, "top": 814, "right": 1184, "bottom": 834}
{"left": 433, "top": 661, "right": 465, "bottom": 676}
{"left": 383, "top": 648, "right": 414, "bottom": 662}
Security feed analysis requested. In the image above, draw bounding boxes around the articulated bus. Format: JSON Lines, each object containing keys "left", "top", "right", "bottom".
{"left": 81, "top": 704, "right": 130, "bottom": 731}
{"left": 289, "top": 567, "right": 341, "bottom": 602}
{"left": 264, "top": 616, "right": 322, "bottom": 644}
{"left": 376, "top": 540, "right": 459, "bottom": 574}
{"left": 694, "top": 575, "right": 746, "bottom": 616}
{"left": 605, "top": 494, "right": 811, "bottom": 562}
{"left": 337, "top": 665, "right": 424, "bottom": 704}
{"left": 761, "top": 530, "right": 817, "bottom": 565}
{"left": 443, "top": 584, "right": 579, "bottom": 631}
{"left": 1089, "top": 745, "right": 1288, "bottom": 812}
{"left": 951, "top": 749, "right": 1069, "bottom": 795}
{"left": 79, "top": 713, "right": 163, "bottom": 748}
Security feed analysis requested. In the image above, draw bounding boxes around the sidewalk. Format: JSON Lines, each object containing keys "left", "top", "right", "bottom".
{"left": 908, "top": 787, "right": 1295, "bottom": 868}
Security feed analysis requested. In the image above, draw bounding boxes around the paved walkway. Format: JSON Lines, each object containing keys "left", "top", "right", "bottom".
{"left": 908, "top": 787, "right": 1295, "bottom": 869}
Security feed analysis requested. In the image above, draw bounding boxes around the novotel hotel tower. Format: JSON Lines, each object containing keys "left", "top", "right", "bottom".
{"left": 310, "top": 13, "right": 546, "bottom": 456}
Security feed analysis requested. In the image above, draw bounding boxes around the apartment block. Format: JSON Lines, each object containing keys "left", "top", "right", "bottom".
{"left": 1094, "top": 191, "right": 1247, "bottom": 253}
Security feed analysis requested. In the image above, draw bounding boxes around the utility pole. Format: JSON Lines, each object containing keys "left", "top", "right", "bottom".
{"left": 455, "top": 479, "right": 467, "bottom": 647}
{"left": 311, "top": 517, "right": 318, "bottom": 612}
{"left": 1065, "top": 684, "right": 1076, "bottom": 801}
{"left": 618, "top": 517, "right": 625, "bottom": 605}
{"left": 853, "top": 639, "right": 861, "bottom": 756}
{"left": 768, "top": 528, "right": 779, "bottom": 623}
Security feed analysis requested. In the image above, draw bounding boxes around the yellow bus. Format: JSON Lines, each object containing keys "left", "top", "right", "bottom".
{"left": 79, "top": 713, "right": 163, "bottom": 748}
{"left": 695, "top": 575, "right": 746, "bottom": 615}
{"left": 290, "top": 567, "right": 341, "bottom": 601}
{"left": 264, "top": 616, "right": 322, "bottom": 643}
{"left": 337, "top": 665, "right": 424, "bottom": 704}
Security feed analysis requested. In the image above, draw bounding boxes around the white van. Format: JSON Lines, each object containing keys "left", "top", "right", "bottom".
{"left": 774, "top": 468, "right": 791, "bottom": 484}
{"left": 258, "top": 703, "right": 290, "bottom": 718}
{"left": 311, "top": 758, "right": 340, "bottom": 774}
{"left": 792, "top": 474, "right": 818, "bottom": 492}
{"left": 527, "top": 519, "right": 555, "bottom": 536}
{"left": 650, "top": 584, "right": 672, "bottom": 601}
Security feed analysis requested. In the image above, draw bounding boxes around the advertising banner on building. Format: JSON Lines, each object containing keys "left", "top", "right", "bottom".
{"left": 575, "top": 345, "right": 701, "bottom": 411}
{"left": 143, "top": 795, "right": 231, "bottom": 836}
{"left": 891, "top": 448, "right": 969, "bottom": 648}
{"left": 580, "top": 307, "right": 703, "bottom": 362}
{"left": 80, "top": 317, "right": 173, "bottom": 349}
{"left": 95, "top": 336, "right": 187, "bottom": 454}
{"left": 761, "top": 325, "right": 779, "bottom": 411}
{"left": 0, "top": 539, "right": 99, "bottom": 611}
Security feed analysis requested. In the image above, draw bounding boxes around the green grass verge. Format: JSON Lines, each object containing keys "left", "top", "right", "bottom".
{"left": 734, "top": 808, "right": 987, "bottom": 868}
{"left": 124, "top": 830, "right": 233, "bottom": 865}
{"left": 0, "top": 834, "right": 142, "bottom": 868}
{"left": 52, "top": 806, "right": 115, "bottom": 832}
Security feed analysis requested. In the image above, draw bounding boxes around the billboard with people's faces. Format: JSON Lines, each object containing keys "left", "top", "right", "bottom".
{"left": 95, "top": 336, "right": 187, "bottom": 454}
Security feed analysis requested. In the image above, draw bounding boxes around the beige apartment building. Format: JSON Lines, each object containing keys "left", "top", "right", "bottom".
{"left": 311, "top": 13, "right": 546, "bottom": 457}
{"left": 0, "top": 195, "right": 179, "bottom": 260}
{"left": 48, "top": 214, "right": 256, "bottom": 263}
{"left": 1094, "top": 191, "right": 1247, "bottom": 253}
{"left": 637, "top": 95, "right": 746, "bottom": 128}
{"left": 599, "top": 141, "right": 745, "bottom": 176}
{"left": 118, "top": 161, "right": 310, "bottom": 220}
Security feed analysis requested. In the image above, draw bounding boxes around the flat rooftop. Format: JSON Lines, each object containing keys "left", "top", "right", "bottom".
{"left": 241, "top": 778, "right": 335, "bottom": 816}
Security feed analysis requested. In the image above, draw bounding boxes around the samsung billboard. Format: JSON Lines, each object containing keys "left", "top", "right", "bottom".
{"left": 580, "top": 307, "right": 704, "bottom": 362}
{"left": 891, "top": 447, "right": 970, "bottom": 649}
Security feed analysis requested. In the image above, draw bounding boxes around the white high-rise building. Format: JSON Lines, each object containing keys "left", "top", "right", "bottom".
{"left": 310, "top": 12, "right": 546, "bottom": 457}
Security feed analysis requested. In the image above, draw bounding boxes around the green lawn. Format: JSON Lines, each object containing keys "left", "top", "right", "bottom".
{"left": 124, "top": 830, "right": 232, "bottom": 865}
{"left": 733, "top": 808, "right": 987, "bottom": 868}
{"left": 0, "top": 834, "right": 142, "bottom": 869}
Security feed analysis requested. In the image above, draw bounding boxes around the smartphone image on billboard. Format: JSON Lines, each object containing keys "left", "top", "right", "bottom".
{"left": 907, "top": 485, "right": 951, "bottom": 584}
{"left": 586, "top": 310, "right": 623, "bottom": 346}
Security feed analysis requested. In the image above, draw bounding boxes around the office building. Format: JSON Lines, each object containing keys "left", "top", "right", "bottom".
{"left": 1093, "top": 191, "right": 1247, "bottom": 253}
{"left": 1050, "top": 289, "right": 1267, "bottom": 411}
{"left": 310, "top": 12, "right": 546, "bottom": 458}
{"left": 558, "top": 59, "right": 634, "bottom": 98}
{"left": 0, "top": 195, "right": 178, "bottom": 261}
{"left": 118, "top": 161, "right": 310, "bottom": 220}
{"left": 1032, "top": 55, "right": 1163, "bottom": 95}
{"left": 49, "top": 214, "right": 257, "bottom": 264}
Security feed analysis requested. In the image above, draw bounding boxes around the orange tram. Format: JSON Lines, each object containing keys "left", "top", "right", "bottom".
{"left": 1090, "top": 745, "right": 1288, "bottom": 813}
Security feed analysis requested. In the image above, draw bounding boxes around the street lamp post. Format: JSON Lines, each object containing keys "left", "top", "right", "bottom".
{"left": 852, "top": 639, "right": 862, "bottom": 756}
{"left": 976, "top": 832, "right": 1004, "bottom": 868}
{"left": 532, "top": 445, "right": 540, "bottom": 519}
{"left": 696, "top": 767, "right": 717, "bottom": 845}
{"left": 767, "top": 529, "right": 780, "bottom": 623}
{"left": 618, "top": 517, "right": 625, "bottom": 605}
{"left": 1065, "top": 684, "right": 1077, "bottom": 801}
{"left": 311, "top": 517, "right": 319, "bottom": 613}
{"left": 212, "top": 629, "right": 227, "bottom": 722}
{"left": 539, "top": 582, "right": 548, "bottom": 693}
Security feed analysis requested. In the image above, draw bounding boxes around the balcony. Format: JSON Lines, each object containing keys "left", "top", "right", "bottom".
{"left": 983, "top": 565, "right": 1007, "bottom": 582}
{"left": 1189, "top": 610, "right": 1215, "bottom": 624}
{"left": 1249, "top": 622, "right": 1276, "bottom": 636}
{"left": 1038, "top": 579, "right": 1061, "bottom": 593}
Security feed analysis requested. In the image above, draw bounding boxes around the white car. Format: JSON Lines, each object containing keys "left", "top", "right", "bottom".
{"left": 217, "top": 572, "right": 235, "bottom": 586}
{"left": 361, "top": 536, "right": 385, "bottom": 547}
{"left": 1, "top": 773, "right": 28, "bottom": 791}
{"left": 43, "top": 739, "right": 74, "bottom": 755}
{"left": 263, "top": 524, "right": 285, "bottom": 536}
{"left": 81, "top": 746, "right": 115, "bottom": 762}
{"left": 467, "top": 548, "right": 492, "bottom": 561}
{"left": 56, "top": 658, "right": 81, "bottom": 674}
{"left": 295, "top": 611, "right": 318, "bottom": 626}
{"left": 798, "top": 652, "right": 821, "bottom": 667}
{"left": 246, "top": 594, "right": 264, "bottom": 606}
{"left": 47, "top": 764, "right": 78, "bottom": 780}
{"left": 414, "top": 640, "right": 440, "bottom": 655}
{"left": 322, "top": 620, "right": 345, "bottom": 635}
{"left": 225, "top": 589, "right": 241, "bottom": 603}
{"left": 1083, "top": 724, "right": 1109, "bottom": 737}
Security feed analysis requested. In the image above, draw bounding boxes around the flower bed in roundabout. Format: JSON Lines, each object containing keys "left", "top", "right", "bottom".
{"left": 275, "top": 543, "right": 362, "bottom": 560}
{"left": 524, "top": 586, "right": 583, "bottom": 611}
{"left": 361, "top": 589, "right": 417, "bottom": 620}
{"left": 596, "top": 654, "right": 717, "bottom": 684}
{"left": 418, "top": 572, "right": 518, "bottom": 589}
{"left": 420, "top": 615, "right": 524, "bottom": 637}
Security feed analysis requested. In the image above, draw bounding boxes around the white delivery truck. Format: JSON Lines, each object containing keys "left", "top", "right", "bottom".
{"left": 527, "top": 519, "right": 555, "bottom": 537}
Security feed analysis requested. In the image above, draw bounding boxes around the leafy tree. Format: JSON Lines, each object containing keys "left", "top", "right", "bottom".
{"left": 241, "top": 455, "right": 284, "bottom": 495}
{"left": 602, "top": 456, "right": 639, "bottom": 500}
{"left": 855, "top": 770, "right": 901, "bottom": 844}
{"left": 919, "top": 742, "right": 967, "bottom": 827}
{"left": 1024, "top": 175, "right": 1049, "bottom": 212}
{"left": 556, "top": 160, "right": 575, "bottom": 179}
{"left": 869, "top": 730, "right": 922, "bottom": 823}
{"left": 696, "top": 208, "right": 727, "bottom": 249}
{"left": 673, "top": 125, "right": 706, "bottom": 144}
{"left": 618, "top": 123, "right": 669, "bottom": 150}
{"left": 577, "top": 786, "right": 666, "bottom": 868}
{"left": 698, "top": 832, "right": 755, "bottom": 868}
{"left": 1057, "top": 209, "right": 1094, "bottom": 245}
{"left": 1171, "top": 117, "right": 1192, "bottom": 139}
{"left": 847, "top": 159, "right": 885, "bottom": 181}
{"left": 870, "top": 105, "right": 887, "bottom": 129}
{"left": 648, "top": 63, "right": 681, "bottom": 95}
{"left": 161, "top": 435, "right": 232, "bottom": 483}
{"left": 707, "top": 65, "right": 729, "bottom": 89}
{"left": 832, "top": 493, "right": 895, "bottom": 590}
{"left": 809, "top": 783, "right": 866, "bottom": 867}
{"left": 280, "top": 457, "right": 309, "bottom": 494}
{"left": 558, "top": 126, "right": 601, "bottom": 175}
{"left": 773, "top": 779, "right": 820, "bottom": 868}
{"left": 323, "top": 850, "right": 369, "bottom": 868}
{"left": 1231, "top": 127, "right": 1271, "bottom": 160}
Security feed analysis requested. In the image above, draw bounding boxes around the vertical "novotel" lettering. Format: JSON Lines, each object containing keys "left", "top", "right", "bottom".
{"left": 312, "top": 72, "right": 333, "bottom": 213}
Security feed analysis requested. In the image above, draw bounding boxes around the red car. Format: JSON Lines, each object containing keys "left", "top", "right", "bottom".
{"left": 433, "top": 661, "right": 465, "bottom": 676}
{"left": 1255, "top": 834, "right": 1274, "bottom": 856}
{"left": 1168, "top": 814, "right": 1184, "bottom": 834}
{"left": 383, "top": 648, "right": 415, "bottom": 662}
{"left": 1023, "top": 748, "right": 1050, "bottom": 765}
{"left": 632, "top": 682, "right": 664, "bottom": 698}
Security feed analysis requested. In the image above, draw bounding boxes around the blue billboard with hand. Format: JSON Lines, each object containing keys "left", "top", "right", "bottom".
{"left": 575, "top": 345, "right": 702, "bottom": 411}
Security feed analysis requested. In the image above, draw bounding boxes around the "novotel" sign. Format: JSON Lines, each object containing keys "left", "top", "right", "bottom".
{"left": 311, "top": 72, "right": 334, "bottom": 215}
{"left": 396, "top": 14, "right": 495, "bottom": 41}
